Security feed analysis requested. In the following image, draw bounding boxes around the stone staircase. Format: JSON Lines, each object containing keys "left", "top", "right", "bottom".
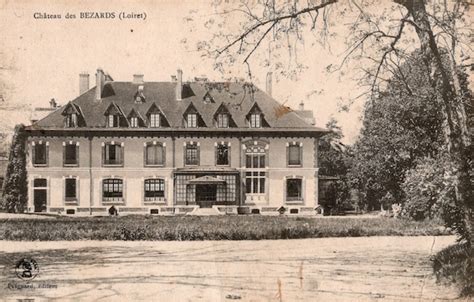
{"left": 187, "top": 207, "right": 224, "bottom": 216}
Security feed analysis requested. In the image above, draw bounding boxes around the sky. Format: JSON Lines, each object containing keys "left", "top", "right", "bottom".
{"left": 0, "top": 0, "right": 371, "bottom": 143}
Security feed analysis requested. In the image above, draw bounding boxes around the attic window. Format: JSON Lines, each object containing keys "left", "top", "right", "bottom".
{"left": 135, "top": 85, "right": 145, "bottom": 103}
{"left": 65, "top": 113, "right": 78, "bottom": 128}
{"left": 107, "top": 115, "right": 119, "bottom": 127}
{"left": 250, "top": 113, "right": 261, "bottom": 128}
{"left": 217, "top": 113, "right": 229, "bottom": 128}
{"left": 203, "top": 92, "right": 214, "bottom": 104}
{"left": 186, "top": 113, "right": 197, "bottom": 128}
{"left": 130, "top": 117, "right": 138, "bottom": 128}
{"left": 149, "top": 113, "right": 160, "bottom": 128}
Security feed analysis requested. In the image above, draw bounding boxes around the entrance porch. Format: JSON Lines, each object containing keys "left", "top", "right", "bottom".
{"left": 174, "top": 167, "right": 240, "bottom": 207}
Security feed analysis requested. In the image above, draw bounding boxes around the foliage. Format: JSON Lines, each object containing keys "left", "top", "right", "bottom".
{"left": 350, "top": 52, "right": 444, "bottom": 210}
{"left": 318, "top": 118, "right": 353, "bottom": 210}
{"left": 1, "top": 124, "right": 27, "bottom": 213}
{"left": 402, "top": 156, "right": 467, "bottom": 239}
{"left": 0, "top": 215, "right": 450, "bottom": 241}
{"left": 433, "top": 243, "right": 474, "bottom": 297}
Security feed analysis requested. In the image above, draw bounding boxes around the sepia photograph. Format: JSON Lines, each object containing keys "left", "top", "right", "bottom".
{"left": 0, "top": 0, "right": 472, "bottom": 301}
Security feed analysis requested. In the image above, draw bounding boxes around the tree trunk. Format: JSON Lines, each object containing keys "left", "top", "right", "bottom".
{"left": 396, "top": 0, "right": 473, "bottom": 245}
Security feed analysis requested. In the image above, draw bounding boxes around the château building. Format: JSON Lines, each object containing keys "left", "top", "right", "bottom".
{"left": 24, "top": 69, "right": 327, "bottom": 215}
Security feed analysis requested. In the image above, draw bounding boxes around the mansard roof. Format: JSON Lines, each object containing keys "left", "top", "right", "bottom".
{"left": 31, "top": 80, "right": 326, "bottom": 132}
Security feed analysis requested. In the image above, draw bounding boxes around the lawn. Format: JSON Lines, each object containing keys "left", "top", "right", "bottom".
{"left": 0, "top": 215, "right": 451, "bottom": 241}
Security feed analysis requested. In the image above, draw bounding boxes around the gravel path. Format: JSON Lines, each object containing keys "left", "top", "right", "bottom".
{"left": 0, "top": 236, "right": 464, "bottom": 301}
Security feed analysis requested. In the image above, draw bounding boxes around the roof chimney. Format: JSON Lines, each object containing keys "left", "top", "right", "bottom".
{"left": 299, "top": 101, "right": 305, "bottom": 111}
{"left": 49, "top": 98, "right": 57, "bottom": 108}
{"left": 133, "top": 74, "right": 144, "bottom": 84}
{"left": 266, "top": 72, "right": 272, "bottom": 97}
{"left": 176, "top": 69, "right": 183, "bottom": 101}
{"left": 79, "top": 72, "right": 90, "bottom": 95}
{"left": 95, "top": 68, "right": 105, "bottom": 101}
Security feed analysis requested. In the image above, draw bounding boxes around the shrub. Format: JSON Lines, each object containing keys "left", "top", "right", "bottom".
{"left": 433, "top": 243, "right": 473, "bottom": 297}
{"left": 1, "top": 124, "right": 28, "bottom": 213}
{"left": 402, "top": 156, "right": 466, "bottom": 239}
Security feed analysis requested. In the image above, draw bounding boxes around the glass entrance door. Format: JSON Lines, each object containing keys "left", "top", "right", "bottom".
{"left": 195, "top": 184, "right": 217, "bottom": 208}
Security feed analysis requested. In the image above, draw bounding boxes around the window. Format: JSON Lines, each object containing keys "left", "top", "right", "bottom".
{"left": 64, "top": 143, "right": 78, "bottom": 166}
{"left": 130, "top": 116, "right": 138, "bottom": 128}
{"left": 287, "top": 178, "right": 303, "bottom": 201}
{"left": 65, "top": 113, "right": 77, "bottom": 127}
{"left": 216, "top": 143, "right": 229, "bottom": 165}
{"left": 186, "top": 113, "right": 197, "bottom": 128}
{"left": 244, "top": 143, "right": 267, "bottom": 194}
{"left": 250, "top": 113, "right": 261, "bottom": 128}
{"left": 103, "top": 143, "right": 123, "bottom": 165}
{"left": 145, "top": 143, "right": 165, "bottom": 166}
{"left": 65, "top": 178, "right": 77, "bottom": 201}
{"left": 33, "top": 142, "right": 47, "bottom": 166}
{"left": 245, "top": 171, "right": 266, "bottom": 194}
{"left": 288, "top": 143, "right": 302, "bottom": 166}
{"left": 107, "top": 115, "right": 119, "bottom": 127}
{"left": 102, "top": 178, "right": 123, "bottom": 200}
{"left": 34, "top": 178, "right": 47, "bottom": 187}
{"left": 144, "top": 179, "right": 165, "bottom": 200}
{"left": 185, "top": 143, "right": 199, "bottom": 165}
{"left": 149, "top": 113, "right": 160, "bottom": 127}
{"left": 217, "top": 114, "right": 229, "bottom": 128}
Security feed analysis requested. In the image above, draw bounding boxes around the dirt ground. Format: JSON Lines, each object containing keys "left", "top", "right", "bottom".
{"left": 0, "top": 236, "right": 465, "bottom": 301}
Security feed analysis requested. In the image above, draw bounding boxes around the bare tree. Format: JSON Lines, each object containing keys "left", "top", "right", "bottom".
{"left": 188, "top": 0, "right": 473, "bottom": 244}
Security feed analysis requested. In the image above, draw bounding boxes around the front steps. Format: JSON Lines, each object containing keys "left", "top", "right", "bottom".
{"left": 188, "top": 207, "right": 224, "bottom": 216}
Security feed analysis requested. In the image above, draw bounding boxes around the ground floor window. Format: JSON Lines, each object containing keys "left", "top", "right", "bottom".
{"left": 245, "top": 171, "right": 265, "bottom": 194}
{"left": 103, "top": 178, "right": 123, "bottom": 200}
{"left": 286, "top": 178, "right": 303, "bottom": 201}
{"left": 144, "top": 179, "right": 165, "bottom": 200}
{"left": 65, "top": 178, "right": 77, "bottom": 201}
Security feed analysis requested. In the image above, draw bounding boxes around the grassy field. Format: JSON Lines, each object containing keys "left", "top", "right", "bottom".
{"left": 0, "top": 215, "right": 451, "bottom": 241}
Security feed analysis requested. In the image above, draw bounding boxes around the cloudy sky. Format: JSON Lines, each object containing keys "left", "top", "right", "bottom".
{"left": 0, "top": 0, "right": 369, "bottom": 143}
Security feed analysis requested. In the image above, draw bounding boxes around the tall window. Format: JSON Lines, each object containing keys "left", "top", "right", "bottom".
{"left": 288, "top": 143, "right": 302, "bottom": 166}
{"left": 65, "top": 113, "right": 77, "bottom": 127}
{"left": 245, "top": 144, "right": 266, "bottom": 194}
{"left": 145, "top": 143, "right": 165, "bottom": 166}
{"left": 107, "top": 115, "right": 119, "bottom": 127}
{"left": 130, "top": 116, "right": 138, "bottom": 128}
{"left": 103, "top": 143, "right": 123, "bottom": 165}
{"left": 186, "top": 113, "right": 197, "bottom": 128}
{"left": 64, "top": 143, "right": 78, "bottom": 166}
{"left": 65, "top": 178, "right": 77, "bottom": 201}
{"left": 286, "top": 178, "right": 303, "bottom": 201}
{"left": 33, "top": 142, "right": 47, "bottom": 166}
{"left": 216, "top": 143, "right": 229, "bottom": 165}
{"left": 217, "top": 114, "right": 229, "bottom": 128}
{"left": 250, "top": 113, "right": 261, "bottom": 128}
{"left": 144, "top": 179, "right": 165, "bottom": 200}
{"left": 102, "top": 178, "right": 123, "bottom": 200}
{"left": 185, "top": 143, "right": 199, "bottom": 165}
{"left": 149, "top": 113, "right": 160, "bottom": 127}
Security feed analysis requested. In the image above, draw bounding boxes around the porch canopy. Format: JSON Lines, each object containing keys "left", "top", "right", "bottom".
{"left": 187, "top": 175, "right": 226, "bottom": 185}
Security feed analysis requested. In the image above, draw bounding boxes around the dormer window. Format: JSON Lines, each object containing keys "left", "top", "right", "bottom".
{"left": 134, "top": 85, "right": 145, "bottom": 103}
{"left": 62, "top": 102, "right": 83, "bottom": 128}
{"left": 250, "top": 113, "right": 261, "bottom": 128}
{"left": 104, "top": 102, "right": 124, "bottom": 128}
{"left": 247, "top": 103, "right": 267, "bottom": 128}
{"left": 130, "top": 116, "right": 138, "bottom": 128}
{"left": 186, "top": 113, "right": 197, "bottom": 128}
{"left": 150, "top": 113, "right": 160, "bottom": 128}
{"left": 145, "top": 103, "right": 169, "bottom": 128}
{"left": 217, "top": 113, "right": 229, "bottom": 128}
{"left": 65, "top": 113, "right": 78, "bottom": 128}
{"left": 108, "top": 115, "right": 119, "bottom": 127}
{"left": 183, "top": 103, "right": 205, "bottom": 128}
